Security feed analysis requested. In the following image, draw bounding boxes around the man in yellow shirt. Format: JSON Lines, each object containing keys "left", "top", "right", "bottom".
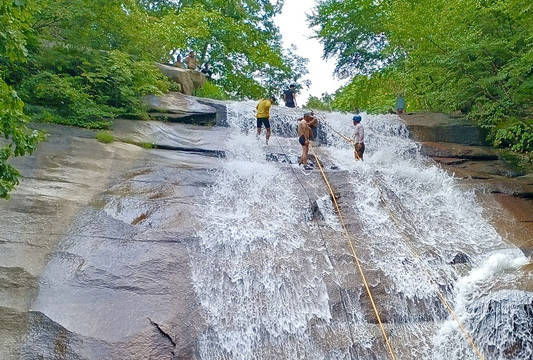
{"left": 256, "top": 95, "right": 276, "bottom": 145}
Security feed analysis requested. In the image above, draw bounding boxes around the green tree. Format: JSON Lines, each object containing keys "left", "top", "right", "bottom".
{"left": 145, "top": 1, "right": 309, "bottom": 98}
{"left": 310, "top": 0, "right": 392, "bottom": 77}
{"left": 1, "top": 0, "right": 44, "bottom": 199}
{"left": 304, "top": 93, "right": 334, "bottom": 111}
{"left": 311, "top": 0, "right": 533, "bottom": 151}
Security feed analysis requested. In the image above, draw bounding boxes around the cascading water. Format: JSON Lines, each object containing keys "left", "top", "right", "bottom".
{"left": 191, "top": 100, "right": 532, "bottom": 359}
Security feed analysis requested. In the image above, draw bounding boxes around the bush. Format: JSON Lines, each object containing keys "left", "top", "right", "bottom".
{"left": 19, "top": 72, "right": 117, "bottom": 128}
{"left": 96, "top": 131, "right": 114, "bottom": 143}
{"left": 193, "top": 81, "right": 230, "bottom": 100}
{"left": 18, "top": 48, "right": 173, "bottom": 128}
{"left": 493, "top": 121, "right": 533, "bottom": 153}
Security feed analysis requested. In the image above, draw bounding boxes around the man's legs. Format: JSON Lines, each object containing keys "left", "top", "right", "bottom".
{"left": 300, "top": 144, "right": 309, "bottom": 165}
{"left": 265, "top": 127, "right": 271, "bottom": 144}
{"left": 355, "top": 143, "right": 365, "bottom": 160}
{"left": 256, "top": 118, "right": 263, "bottom": 139}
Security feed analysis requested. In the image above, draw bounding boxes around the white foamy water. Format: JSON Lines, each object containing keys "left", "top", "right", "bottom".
{"left": 191, "top": 101, "right": 532, "bottom": 359}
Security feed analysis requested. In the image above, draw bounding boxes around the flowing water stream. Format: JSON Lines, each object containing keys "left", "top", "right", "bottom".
{"left": 191, "top": 101, "right": 532, "bottom": 360}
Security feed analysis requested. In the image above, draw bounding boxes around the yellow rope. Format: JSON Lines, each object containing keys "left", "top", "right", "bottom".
{"left": 318, "top": 117, "right": 361, "bottom": 160}
{"left": 291, "top": 110, "right": 485, "bottom": 359}
{"left": 309, "top": 144, "right": 397, "bottom": 360}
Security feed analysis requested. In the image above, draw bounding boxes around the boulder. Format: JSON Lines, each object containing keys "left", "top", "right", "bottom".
{"left": 142, "top": 92, "right": 217, "bottom": 125}
{"left": 400, "top": 112, "right": 488, "bottom": 146}
{"left": 156, "top": 63, "right": 206, "bottom": 95}
{"left": 399, "top": 113, "right": 533, "bottom": 197}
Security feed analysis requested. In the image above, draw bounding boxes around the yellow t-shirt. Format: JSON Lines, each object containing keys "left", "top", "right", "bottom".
{"left": 256, "top": 99, "right": 272, "bottom": 118}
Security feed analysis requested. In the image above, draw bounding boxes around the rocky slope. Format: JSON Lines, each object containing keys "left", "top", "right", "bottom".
{"left": 0, "top": 95, "right": 531, "bottom": 359}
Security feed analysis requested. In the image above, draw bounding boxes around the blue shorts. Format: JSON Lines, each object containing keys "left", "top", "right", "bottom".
{"left": 257, "top": 118, "right": 270, "bottom": 128}
{"left": 299, "top": 135, "right": 306, "bottom": 146}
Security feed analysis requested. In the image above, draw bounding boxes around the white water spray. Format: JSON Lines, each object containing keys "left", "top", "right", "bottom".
{"left": 191, "top": 102, "right": 532, "bottom": 359}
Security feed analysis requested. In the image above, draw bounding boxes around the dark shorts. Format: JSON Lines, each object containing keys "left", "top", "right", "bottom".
{"left": 299, "top": 135, "right": 306, "bottom": 146}
{"left": 355, "top": 143, "right": 365, "bottom": 159}
{"left": 285, "top": 103, "right": 295, "bottom": 108}
{"left": 256, "top": 118, "right": 270, "bottom": 128}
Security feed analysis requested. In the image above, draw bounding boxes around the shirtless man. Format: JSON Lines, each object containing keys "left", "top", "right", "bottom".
{"left": 297, "top": 117, "right": 311, "bottom": 168}
{"left": 303, "top": 112, "right": 319, "bottom": 141}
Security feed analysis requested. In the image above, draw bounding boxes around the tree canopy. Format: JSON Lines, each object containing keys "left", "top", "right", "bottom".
{"left": 311, "top": 0, "right": 533, "bottom": 152}
{"left": 1, "top": 0, "right": 45, "bottom": 199}
{"left": 1, "top": 0, "right": 308, "bottom": 197}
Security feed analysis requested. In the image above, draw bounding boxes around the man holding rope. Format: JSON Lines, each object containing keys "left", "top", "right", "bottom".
{"left": 297, "top": 117, "right": 313, "bottom": 170}
{"left": 303, "top": 112, "right": 319, "bottom": 143}
{"left": 352, "top": 109, "right": 365, "bottom": 160}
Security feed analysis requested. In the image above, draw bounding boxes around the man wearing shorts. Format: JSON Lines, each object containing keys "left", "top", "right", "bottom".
{"left": 297, "top": 117, "right": 311, "bottom": 168}
{"left": 256, "top": 95, "right": 276, "bottom": 145}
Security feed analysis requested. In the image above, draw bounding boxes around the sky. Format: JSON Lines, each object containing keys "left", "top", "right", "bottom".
{"left": 274, "top": 0, "right": 348, "bottom": 104}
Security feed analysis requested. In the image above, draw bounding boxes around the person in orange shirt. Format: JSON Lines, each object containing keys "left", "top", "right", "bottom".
{"left": 255, "top": 95, "right": 276, "bottom": 145}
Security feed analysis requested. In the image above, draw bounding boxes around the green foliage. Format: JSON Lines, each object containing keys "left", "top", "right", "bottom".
{"left": 332, "top": 72, "right": 400, "bottom": 113}
{"left": 0, "top": 81, "right": 44, "bottom": 198}
{"left": 96, "top": 131, "right": 114, "bottom": 144}
{"left": 194, "top": 81, "right": 231, "bottom": 100}
{"left": 312, "top": 0, "right": 533, "bottom": 152}
{"left": 154, "top": 1, "right": 308, "bottom": 98}
{"left": 1, "top": 0, "right": 45, "bottom": 198}
{"left": 18, "top": 71, "right": 116, "bottom": 128}
{"left": 493, "top": 121, "right": 533, "bottom": 152}
{"left": 6, "top": 0, "right": 305, "bottom": 121}
{"left": 310, "top": 0, "right": 391, "bottom": 77}
{"left": 1, "top": 0, "right": 31, "bottom": 63}
{"left": 304, "top": 93, "right": 334, "bottom": 112}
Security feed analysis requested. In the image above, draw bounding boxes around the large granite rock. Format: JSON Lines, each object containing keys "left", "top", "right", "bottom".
{"left": 156, "top": 63, "right": 206, "bottom": 95}
{"left": 400, "top": 113, "right": 533, "bottom": 198}
{"left": 142, "top": 92, "right": 218, "bottom": 125}
{"left": 400, "top": 112, "right": 488, "bottom": 146}
{"left": 0, "top": 122, "right": 232, "bottom": 359}
{"left": 0, "top": 106, "right": 531, "bottom": 359}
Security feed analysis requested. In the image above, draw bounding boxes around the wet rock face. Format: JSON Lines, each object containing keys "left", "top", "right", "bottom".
{"left": 0, "top": 122, "right": 234, "bottom": 359}
{"left": 400, "top": 113, "right": 488, "bottom": 146}
{"left": 1, "top": 108, "right": 532, "bottom": 359}
{"left": 401, "top": 113, "right": 533, "bottom": 199}
{"left": 142, "top": 92, "right": 217, "bottom": 125}
{"left": 468, "top": 293, "right": 533, "bottom": 360}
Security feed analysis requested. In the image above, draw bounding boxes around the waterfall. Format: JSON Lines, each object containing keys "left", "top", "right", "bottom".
{"left": 191, "top": 101, "right": 532, "bottom": 359}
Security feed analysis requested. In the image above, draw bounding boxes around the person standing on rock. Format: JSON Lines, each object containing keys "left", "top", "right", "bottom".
{"left": 186, "top": 51, "right": 198, "bottom": 70}
{"left": 201, "top": 63, "right": 212, "bottom": 79}
{"left": 395, "top": 95, "right": 405, "bottom": 114}
{"left": 304, "top": 112, "right": 319, "bottom": 143}
{"left": 282, "top": 84, "right": 297, "bottom": 108}
{"left": 297, "top": 117, "right": 312, "bottom": 169}
{"left": 256, "top": 96, "right": 276, "bottom": 145}
{"left": 352, "top": 109, "right": 365, "bottom": 160}
{"left": 174, "top": 54, "right": 185, "bottom": 68}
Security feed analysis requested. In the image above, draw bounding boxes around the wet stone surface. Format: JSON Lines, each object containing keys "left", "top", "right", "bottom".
{"left": 1, "top": 108, "right": 532, "bottom": 359}
{"left": 0, "top": 122, "right": 225, "bottom": 359}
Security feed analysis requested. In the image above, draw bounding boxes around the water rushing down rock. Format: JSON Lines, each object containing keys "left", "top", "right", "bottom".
{"left": 0, "top": 99, "right": 532, "bottom": 359}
